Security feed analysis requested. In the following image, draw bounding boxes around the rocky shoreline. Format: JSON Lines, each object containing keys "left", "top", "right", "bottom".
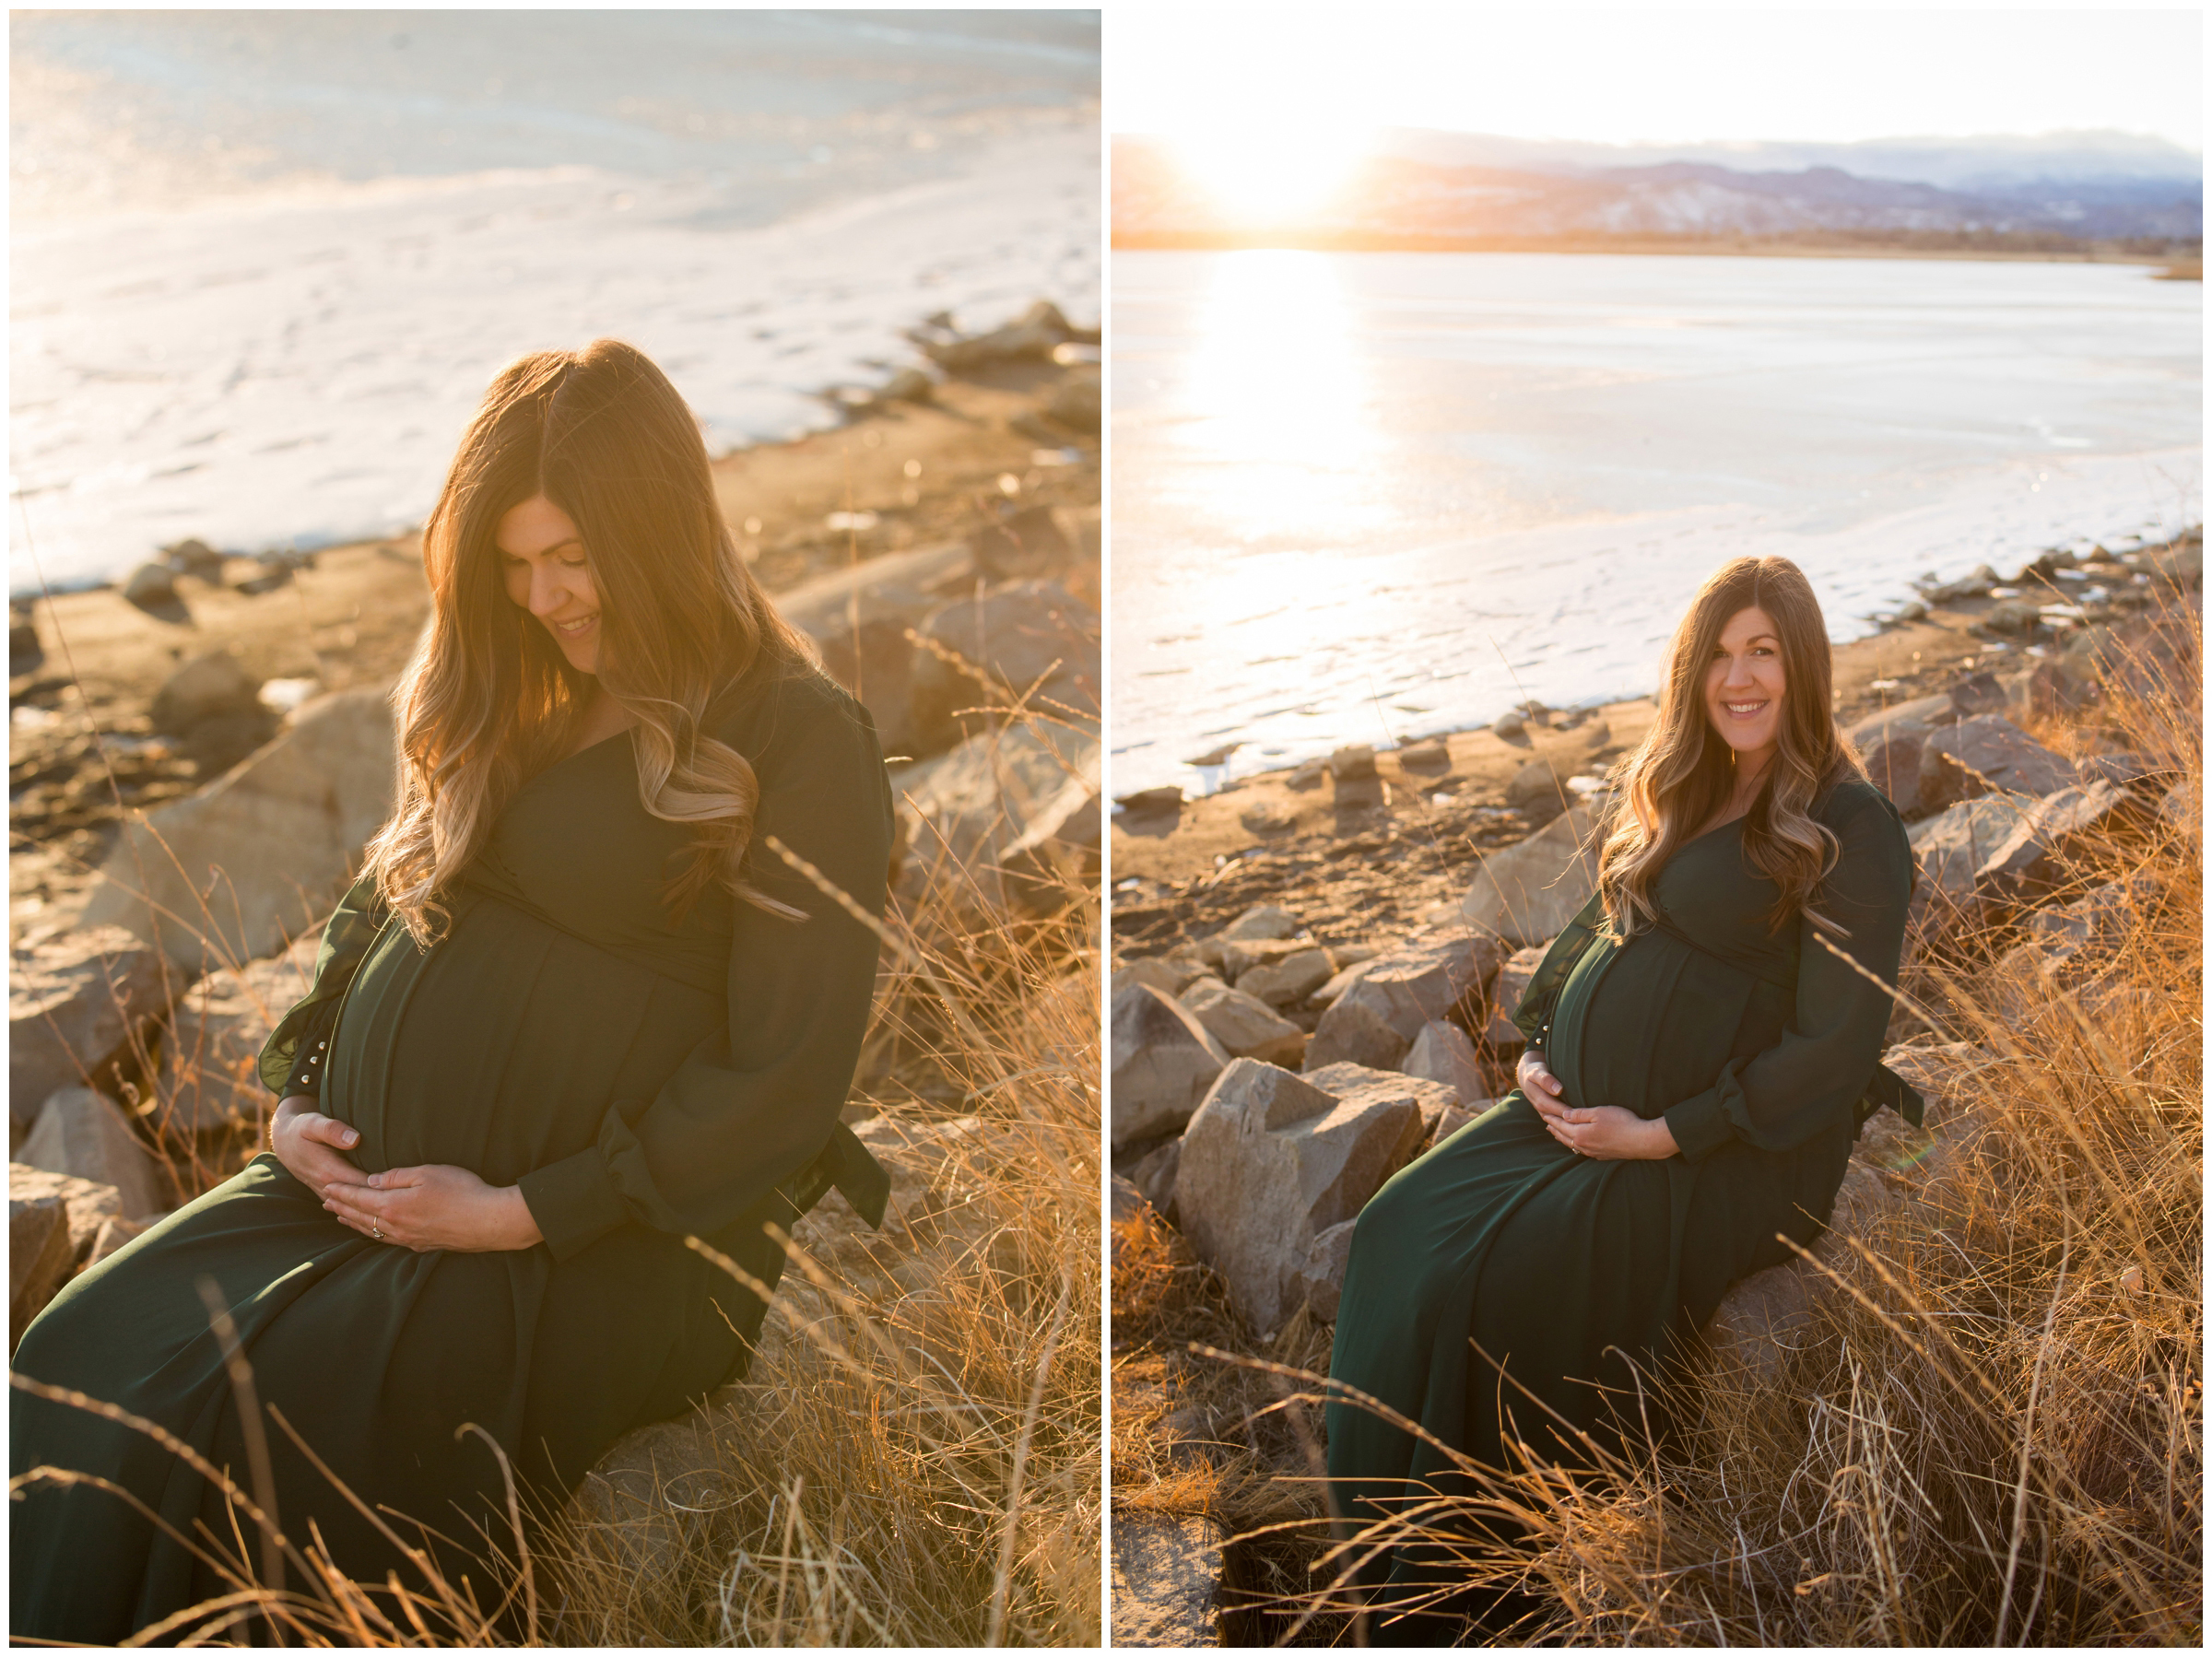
{"left": 9, "top": 300, "right": 1102, "bottom": 1344}
{"left": 1106, "top": 527, "right": 2201, "bottom": 1645}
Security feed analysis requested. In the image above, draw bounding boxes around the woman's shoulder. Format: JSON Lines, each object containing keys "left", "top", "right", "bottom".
{"left": 706, "top": 653, "right": 882, "bottom": 780}
{"left": 1816, "top": 771, "right": 1903, "bottom": 834}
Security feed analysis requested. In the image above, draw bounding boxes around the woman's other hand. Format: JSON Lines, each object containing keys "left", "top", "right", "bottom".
{"left": 322, "top": 1164, "right": 545, "bottom": 1253}
{"left": 1517, "top": 1049, "right": 1568, "bottom": 1114}
{"left": 270, "top": 1096, "right": 369, "bottom": 1193}
{"left": 1543, "top": 1103, "right": 1679, "bottom": 1161}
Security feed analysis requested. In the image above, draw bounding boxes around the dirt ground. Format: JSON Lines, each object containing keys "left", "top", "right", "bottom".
{"left": 8, "top": 360, "right": 1099, "bottom": 950}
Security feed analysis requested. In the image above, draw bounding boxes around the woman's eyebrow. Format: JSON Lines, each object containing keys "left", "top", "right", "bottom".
{"left": 499, "top": 538, "right": 586, "bottom": 558}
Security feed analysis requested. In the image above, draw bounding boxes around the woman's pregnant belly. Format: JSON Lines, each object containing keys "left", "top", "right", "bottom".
{"left": 321, "top": 889, "right": 723, "bottom": 1183}
{"left": 1551, "top": 927, "right": 1777, "bottom": 1120}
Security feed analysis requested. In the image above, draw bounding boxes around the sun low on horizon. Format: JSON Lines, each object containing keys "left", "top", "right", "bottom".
{"left": 1159, "top": 119, "right": 1377, "bottom": 225}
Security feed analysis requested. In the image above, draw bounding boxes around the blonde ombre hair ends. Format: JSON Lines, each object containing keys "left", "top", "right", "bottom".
{"left": 1598, "top": 555, "right": 1865, "bottom": 938}
{"left": 363, "top": 340, "right": 814, "bottom": 941}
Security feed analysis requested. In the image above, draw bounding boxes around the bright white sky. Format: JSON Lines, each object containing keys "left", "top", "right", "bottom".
{"left": 1110, "top": 7, "right": 2203, "bottom": 149}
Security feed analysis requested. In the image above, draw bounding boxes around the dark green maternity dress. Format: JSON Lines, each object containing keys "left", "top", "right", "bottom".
{"left": 12, "top": 662, "right": 895, "bottom": 1644}
{"left": 1325, "top": 777, "right": 1914, "bottom": 1635}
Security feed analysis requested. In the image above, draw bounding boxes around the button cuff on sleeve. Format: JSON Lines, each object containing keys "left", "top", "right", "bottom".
{"left": 1663, "top": 1087, "right": 1734, "bottom": 1164}
{"left": 517, "top": 1146, "right": 630, "bottom": 1263}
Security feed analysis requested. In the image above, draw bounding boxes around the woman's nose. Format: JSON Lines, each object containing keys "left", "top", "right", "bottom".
{"left": 530, "top": 567, "right": 569, "bottom": 615}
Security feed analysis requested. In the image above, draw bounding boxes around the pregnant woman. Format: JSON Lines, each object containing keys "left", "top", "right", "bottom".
{"left": 1326, "top": 555, "right": 1919, "bottom": 1640}
{"left": 13, "top": 341, "right": 895, "bottom": 1642}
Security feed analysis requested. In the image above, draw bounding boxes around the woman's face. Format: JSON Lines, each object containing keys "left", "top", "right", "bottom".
{"left": 497, "top": 495, "right": 602, "bottom": 673}
{"left": 1704, "top": 604, "right": 1785, "bottom": 767}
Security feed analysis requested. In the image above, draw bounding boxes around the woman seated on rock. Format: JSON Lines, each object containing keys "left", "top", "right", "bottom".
{"left": 12, "top": 341, "right": 895, "bottom": 1642}
{"left": 1325, "top": 554, "right": 1917, "bottom": 1641}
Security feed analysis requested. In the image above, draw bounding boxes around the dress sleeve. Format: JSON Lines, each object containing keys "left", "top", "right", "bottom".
{"left": 1511, "top": 889, "right": 1610, "bottom": 1051}
{"left": 1661, "top": 787, "right": 1914, "bottom": 1163}
{"left": 517, "top": 678, "right": 895, "bottom": 1263}
{"left": 257, "top": 871, "right": 389, "bottom": 1099}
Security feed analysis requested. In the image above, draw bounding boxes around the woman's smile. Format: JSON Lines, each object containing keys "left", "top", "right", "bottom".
{"left": 1702, "top": 603, "right": 1785, "bottom": 765}
{"left": 497, "top": 494, "right": 604, "bottom": 671}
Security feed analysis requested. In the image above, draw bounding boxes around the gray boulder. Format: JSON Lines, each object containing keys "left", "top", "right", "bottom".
{"left": 154, "top": 934, "right": 321, "bottom": 1135}
{"left": 1461, "top": 806, "right": 1599, "bottom": 946}
{"left": 122, "top": 561, "right": 177, "bottom": 609}
{"left": 1182, "top": 978, "right": 1303, "bottom": 1066}
{"left": 1129, "top": 1137, "right": 1182, "bottom": 1226}
{"left": 1221, "top": 903, "right": 1299, "bottom": 941}
{"left": 1330, "top": 926, "right": 1500, "bottom": 1041}
{"left": 1907, "top": 795, "right": 2032, "bottom": 929}
{"left": 1975, "top": 780, "right": 2133, "bottom": 910}
{"left": 1918, "top": 715, "right": 2077, "bottom": 813}
{"left": 1402, "top": 1019, "right": 1487, "bottom": 1106}
{"left": 1505, "top": 758, "right": 1570, "bottom": 823}
{"left": 1845, "top": 694, "right": 1957, "bottom": 811}
{"left": 1297, "top": 1218, "right": 1359, "bottom": 1322}
{"left": 7, "top": 1162, "right": 134, "bottom": 1271}
{"left": 1110, "top": 983, "right": 1231, "bottom": 1149}
{"left": 1430, "top": 1103, "right": 1481, "bottom": 1146}
{"left": 994, "top": 770, "right": 1100, "bottom": 916}
{"left": 150, "top": 650, "right": 261, "bottom": 735}
{"left": 10, "top": 1178, "right": 75, "bottom": 1351}
{"left": 1302, "top": 1062, "right": 1459, "bottom": 1147}
{"left": 19, "top": 1088, "right": 167, "bottom": 1222}
{"left": 1303, "top": 995, "right": 1409, "bottom": 1073}
{"left": 1112, "top": 958, "right": 1207, "bottom": 1000}
{"left": 777, "top": 541, "right": 975, "bottom": 762}
{"left": 2026, "top": 877, "right": 2154, "bottom": 959}
{"left": 1236, "top": 946, "right": 1332, "bottom": 1007}
{"left": 895, "top": 722, "right": 1100, "bottom": 914}
{"left": 80, "top": 688, "right": 396, "bottom": 971}
{"left": 1481, "top": 944, "right": 1551, "bottom": 1046}
{"left": 910, "top": 580, "right": 1100, "bottom": 749}
{"left": 1218, "top": 935, "right": 1312, "bottom": 981}
{"left": 9, "top": 924, "right": 174, "bottom": 1133}
{"left": 1328, "top": 744, "right": 1377, "bottom": 781}
{"left": 1177, "top": 1059, "right": 1427, "bottom": 1334}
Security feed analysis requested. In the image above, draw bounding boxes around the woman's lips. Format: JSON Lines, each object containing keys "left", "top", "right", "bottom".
{"left": 551, "top": 614, "right": 597, "bottom": 637}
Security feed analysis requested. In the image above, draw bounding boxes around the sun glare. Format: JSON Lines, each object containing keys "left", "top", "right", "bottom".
{"left": 1169, "top": 122, "right": 1370, "bottom": 225}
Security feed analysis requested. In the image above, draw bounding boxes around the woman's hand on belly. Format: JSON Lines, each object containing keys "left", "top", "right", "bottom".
{"left": 271, "top": 1095, "right": 370, "bottom": 1193}
{"left": 1538, "top": 1101, "right": 1679, "bottom": 1161}
{"left": 321, "top": 1165, "right": 546, "bottom": 1253}
{"left": 1519, "top": 1052, "right": 1679, "bottom": 1160}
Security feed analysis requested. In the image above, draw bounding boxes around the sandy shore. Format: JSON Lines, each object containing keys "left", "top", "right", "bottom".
{"left": 8, "top": 353, "right": 1099, "bottom": 950}
{"left": 1108, "top": 543, "right": 2193, "bottom": 973}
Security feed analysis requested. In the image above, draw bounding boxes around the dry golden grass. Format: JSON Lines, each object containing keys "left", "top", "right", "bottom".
{"left": 14, "top": 690, "right": 1104, "bottom": 1645}
{"left": 1112, "top": 596, "right": 2201, "bottom": 1645}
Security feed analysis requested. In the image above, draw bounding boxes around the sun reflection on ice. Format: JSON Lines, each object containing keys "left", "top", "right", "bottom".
{"left": 1179, "top": 250, "right": 1389, "bottom": 557}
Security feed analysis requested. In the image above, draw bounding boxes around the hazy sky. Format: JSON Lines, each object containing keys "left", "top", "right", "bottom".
{"left": 1111, "top": 7, "right": 2202, "bottom": 150}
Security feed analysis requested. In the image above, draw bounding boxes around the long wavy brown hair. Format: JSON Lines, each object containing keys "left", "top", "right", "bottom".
{"left": 1597, "top": 555, "right": 1865, "bottom": 938}
{"left": 362, "top": 339, "right": 813, "bottom": 941}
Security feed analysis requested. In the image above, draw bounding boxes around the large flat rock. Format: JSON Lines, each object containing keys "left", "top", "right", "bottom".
{"left": 1460, "top": 806, "right": 1598, "bottom": 947}
{"left": 1177, "top": 1059, "right": 1426, "bottom": 1334}
{"left": 9, "top": 924, "right": 174, "bottom": 1133}
{"left": 80, "top": 688, "right": 395, "bottom": 971}
{"left": 1111, "top": 982, "right": 1231, "bottom": 1149}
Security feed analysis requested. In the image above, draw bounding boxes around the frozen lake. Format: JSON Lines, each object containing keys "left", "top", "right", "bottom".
{"left": 9, "top": 11, "right": 1100, "bottom": 593}
{"left": 1111, "top": 248, "right": 2201, "bottom": 799}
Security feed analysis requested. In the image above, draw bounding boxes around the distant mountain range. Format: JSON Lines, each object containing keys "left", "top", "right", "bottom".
{"left": 1113, "top": 128, "right": 2203, "bottom": 247}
